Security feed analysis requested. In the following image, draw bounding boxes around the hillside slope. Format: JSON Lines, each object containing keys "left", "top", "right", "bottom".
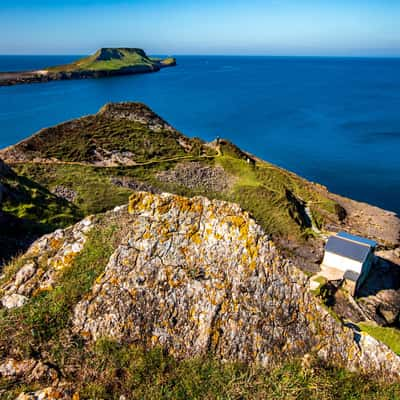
{"left": 0, "top": 158, "right": 81, "bottom": 264}
{"left": 2, "top": 102, "right": 399, "bottom": 271}
{"left": 1, "top": 192, "right": 399, "bottom": 398}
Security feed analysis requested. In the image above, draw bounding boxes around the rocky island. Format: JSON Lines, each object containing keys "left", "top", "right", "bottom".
{"left": 0, "top": 48, "right": 176, "bottom": 86}
{"left": 1, "top": 103, "right": 400, "bottom": 398}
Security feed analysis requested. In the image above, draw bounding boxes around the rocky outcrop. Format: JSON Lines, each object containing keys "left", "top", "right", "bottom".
{"left": 2, "top": 191, "right": 400, "bottom": 389}
{"left": 157, "top": 161, "right": 236, "bottom": 193}
{"left": 2, "top": 192, "right": 400, "bottom": 379}
{"left": 0, "top": 358, "right": 57, "bottom": 383}
{"left": 65, "top": 192, "right": 400, "bottom": 378}
{"left": 15, "top": 387, "right": 72, "bottom": 400}
{"left": 1, "top": 216, "right": 94, "bottom": 306}
{"left": 51, "top": 185, "right": 77, "bottom": 203}
{"left": 98, "top": 102, "right": 178, "bottom": 133}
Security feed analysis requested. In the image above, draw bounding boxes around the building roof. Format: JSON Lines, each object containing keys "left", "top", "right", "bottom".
{"left": 337, "top": 231, "right": 377, "bottom": 248}
{"left": 325, "top": 236, "right": 372, "bottom": 263}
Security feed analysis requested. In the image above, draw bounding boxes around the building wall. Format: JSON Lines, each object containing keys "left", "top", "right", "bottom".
{"left": 321, "top": 252, "right": 363, "bottom": 275}
{"left": 356, "top": 252, "right": 374, "bottom": 292}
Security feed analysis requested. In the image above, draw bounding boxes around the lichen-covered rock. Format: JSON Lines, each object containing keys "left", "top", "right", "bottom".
{"left": 51, "top": 185, "right": 77, "bottom": 203}
{"left": 16, "top": 387, "right": 70, "bottom": 400}
{"left": 0, "top": 358, "right": 57, "bottom": 383}
{"left": 1, "top": 293, "right": 28, "bottom": 309}
{"left": 71, "top": 192, "right": 400, "bottom": 378}
{"left": 1, "top": 216, "right": 94, "bottom": 306}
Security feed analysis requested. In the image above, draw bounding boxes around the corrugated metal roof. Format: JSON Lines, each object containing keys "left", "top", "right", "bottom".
{"left": 325, "top": 236, "right": 372, "bottom": 262}
{"left": 337, "top": 231, "right": 377, "bottom": 248}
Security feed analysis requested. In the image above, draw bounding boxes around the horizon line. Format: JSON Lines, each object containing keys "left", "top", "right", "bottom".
{"left": 1, "top": 53, "right": 400, "bottom": 59}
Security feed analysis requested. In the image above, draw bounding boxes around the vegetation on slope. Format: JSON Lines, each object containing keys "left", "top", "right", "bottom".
{"left": 0, "top": 161, "right": 81, "bottom": 263}
{"left": 358, "top": 322, "right": 400, "bottom": 355}
{"left": 3, "top": 342, "right": 400, "bottom": 399}
{"left": 0, "top": 213, "right": 128, "bottom": 374}
{"left": 2, "top": 102, "right": 342, "bottom": 247}
{"left": 46, "top": 48, "right": 173, "bottom": 73}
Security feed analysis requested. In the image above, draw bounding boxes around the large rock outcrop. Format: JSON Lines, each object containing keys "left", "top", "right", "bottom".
{"left": 70, "top": 192, "right": 400, "bottom": 378}
{"left": 2, "top": 192, "right": 400, "bottom": 385}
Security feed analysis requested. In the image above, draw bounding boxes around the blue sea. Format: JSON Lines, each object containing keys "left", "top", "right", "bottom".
{"left": 1, "top": 55, "right": 400, "bottom": 214}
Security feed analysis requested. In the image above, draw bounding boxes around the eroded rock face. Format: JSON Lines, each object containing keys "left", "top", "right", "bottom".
{"left": 157, "top": 162, "right": 236, "bottom": 193}
{"left": 70, "top": 192, "right": 400, "bottom": 378}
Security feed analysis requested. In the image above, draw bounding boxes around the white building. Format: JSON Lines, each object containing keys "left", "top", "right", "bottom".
{"left": 320, "top": 231, "right": 377, "bottom": 295}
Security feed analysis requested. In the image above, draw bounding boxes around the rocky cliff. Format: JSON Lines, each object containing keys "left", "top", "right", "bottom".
{"left": 1, "top": 192, "right": 399, "bottom": 397}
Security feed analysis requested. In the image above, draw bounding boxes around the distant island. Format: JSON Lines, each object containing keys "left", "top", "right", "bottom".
{"left": 0, "top": 48, "right": 177, "bottom": 86}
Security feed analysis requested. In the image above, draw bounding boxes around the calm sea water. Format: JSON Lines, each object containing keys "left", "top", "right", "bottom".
{"left": 0, "top": 55, "right": 399, "bottom": 214}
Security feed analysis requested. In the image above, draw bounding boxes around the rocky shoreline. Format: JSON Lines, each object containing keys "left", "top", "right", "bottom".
{"left": 0, "top": 60, "right": 176, "bottom": 87}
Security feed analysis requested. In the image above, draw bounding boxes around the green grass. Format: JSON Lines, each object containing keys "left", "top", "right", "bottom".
{"left": 4, "top": 105, "right": 342, "bottom": 247}
{"left": 12, "top": 116, "right": 197, "bottom": 164}
{"left": 46, "top": 48, "right": 167, "bottom": 73}
{"left": 12, "top": 149, "right": 342, "bottom": 243}
{"left": 1, "top": 169, "right": 80, "bottom": 227}
{"left": 56, "top": 340, "right": 400, "bottom": 399}
{"left": 13, "top": 163, "right": 133, "bottom": 216}
{"left": 216, "top": 153, "right": 338, "bottom": 239}
{"left": 0, "top": 222, "right": 118, "bottom": 359}
{"left": 358, "top": 322, "right": 400, "bottom": 355}
{"left": 0, "top": 166, "right": 82, "bottom": 263}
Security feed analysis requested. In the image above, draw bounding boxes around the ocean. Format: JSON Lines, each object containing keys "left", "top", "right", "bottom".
{"left": 0, "top": 55, "right": 399, "bottom": 214}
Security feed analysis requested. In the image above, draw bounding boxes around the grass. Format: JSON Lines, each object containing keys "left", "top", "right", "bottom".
{"left": 0, "top": 166, "right": 82, "bottom": 263}
{"left": 3, "top": 338, "right": 399, "bottom": 399}
{"left": 216, "top": 152, "right": 337, "bottom": 239}
{"left": 13, "top": 163, "right": 133, "bottom": 216}
{"left": 358, "top": 322, "right": 400, "bottom": 355}
{"left": 11, "top": 146, "right": 342, "bottom": 244}
{"left": 12, "top": 116, "right": 197, "bottom": 164}
{"left": 47, "top": 48, "right": 158, "bottom": 73}
{"left": 0, "top": 221, "right": 118, "bottom": 359}
{"left": 4, "top": 101, "right": 343, "bottom": 245}
{"left": 51, "top": 340, "right": 400, "bottom": 399}
{"left": 1, "top": 168, "right": 80, "bottom": 227}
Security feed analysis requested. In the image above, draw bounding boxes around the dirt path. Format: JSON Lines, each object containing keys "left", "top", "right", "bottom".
{"left": 7, "top": 151, "right": 219, "bottom": 169}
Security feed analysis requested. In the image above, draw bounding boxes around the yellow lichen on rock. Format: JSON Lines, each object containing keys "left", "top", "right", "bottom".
{"left": 69, "top": 192, "right": 400, "bottom": 379}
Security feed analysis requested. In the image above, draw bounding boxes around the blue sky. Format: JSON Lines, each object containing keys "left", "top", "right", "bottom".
{"left": 1, "top": 0, "right": 399, "bottom": 56}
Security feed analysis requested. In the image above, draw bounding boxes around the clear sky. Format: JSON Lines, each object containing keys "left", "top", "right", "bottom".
{"left": 1, "top": 0, "right": 399, "bottom": 56}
